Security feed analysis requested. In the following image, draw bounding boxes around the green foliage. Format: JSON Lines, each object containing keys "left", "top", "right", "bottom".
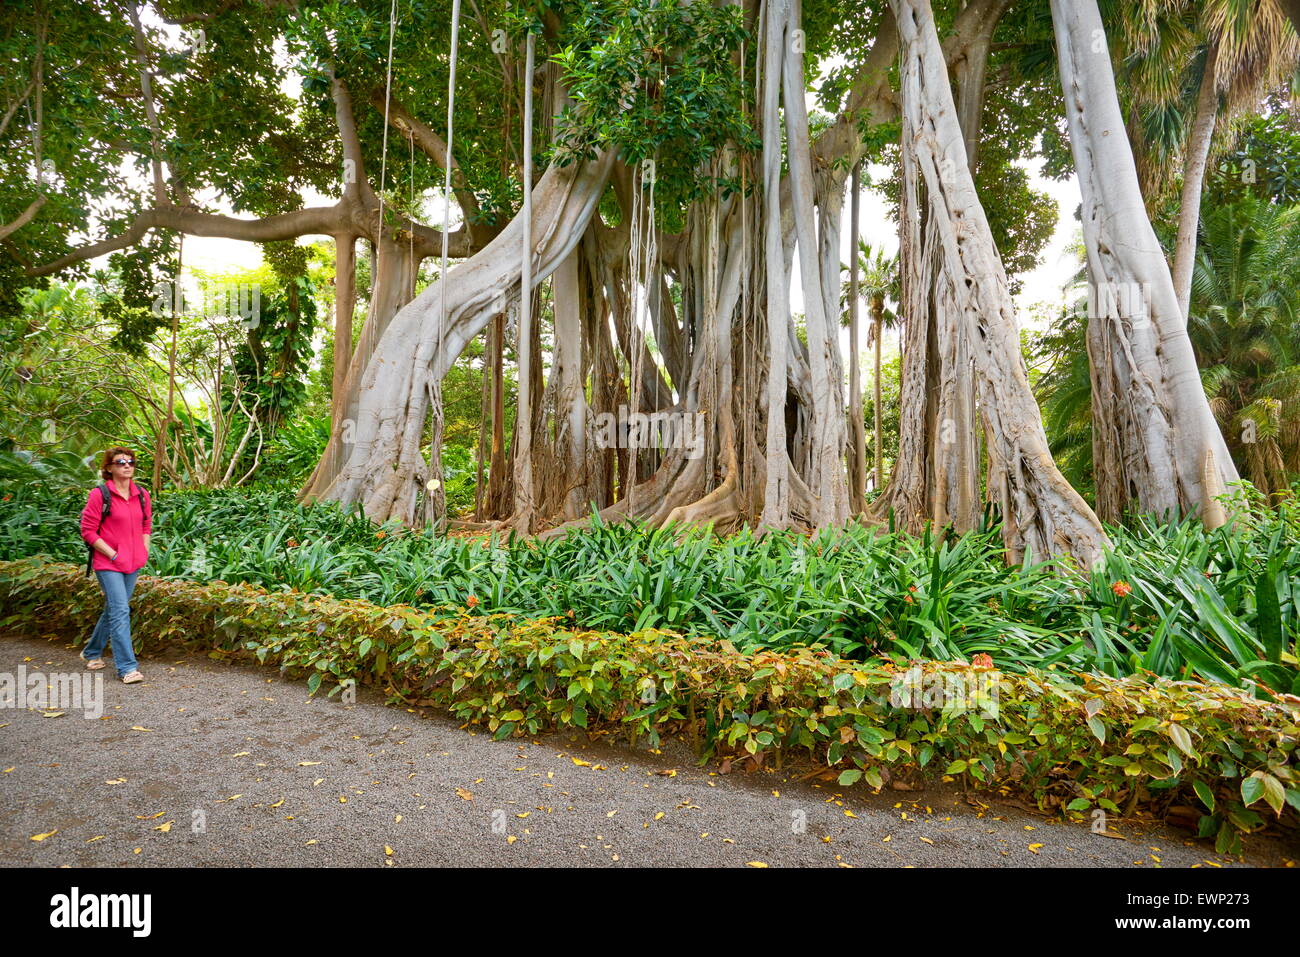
{"left": 2, "top": 555, "right": 1295, "bottom": 848}
{"left": 2, "top": 482, "right": 1299, "bottom": 695}
{"left": 229, "top": 275, "right": 319, "bottom": 432}
{"left": 545, "top": 0, "right": 758, "bottom": 225}
{"left": 257, "top": 414, "right": 331, "bottom": 485}
{"left": 0, "top": 284, "right": 137, "bottom": 457}
{"left": 0, "top": 449, "right": 96, "bottom": 493}
{"left": 1208, "top": 102, "right": 1300, "bottom": 208}
{"left": 440, "top": 444, "right": 478, "bottom": 517}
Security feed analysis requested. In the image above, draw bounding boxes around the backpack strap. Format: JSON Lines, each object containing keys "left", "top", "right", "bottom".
{"left": 86, "top": 484, "right": 111, "bottom": 577}
{"left": 99, "top": 483, "right": 113, "bottom": 528}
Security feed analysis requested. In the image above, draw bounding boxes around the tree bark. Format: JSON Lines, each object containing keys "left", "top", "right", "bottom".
{"left": 1051, "top": 0, "right": 1237, "bottom": 526}
{"left": 892, "top": 0, "right": 1107, "bottom": 567}
{"left": 847, "top": 163, "right": 868, "bottom": 513}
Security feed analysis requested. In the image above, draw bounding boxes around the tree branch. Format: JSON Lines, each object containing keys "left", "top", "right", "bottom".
{"left": 368, "top": 91, "right": 496, "bottom": 244}
{"left": 0, "top": 196, "right": 48, "bottom": 242}
{"left": 126, "top": 3, "right": 168, "bottom": 207}
{"left": 27, "top": 204, "right": 344, "bottom": 276}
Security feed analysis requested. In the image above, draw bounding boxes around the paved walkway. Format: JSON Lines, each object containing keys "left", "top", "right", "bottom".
{"left": 2, "top": 633, "right": 1295, "bottom": 867}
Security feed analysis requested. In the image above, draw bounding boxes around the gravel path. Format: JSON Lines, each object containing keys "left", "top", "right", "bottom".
{"left": 2, "top": 633, "right": 1295, "bottom": 868}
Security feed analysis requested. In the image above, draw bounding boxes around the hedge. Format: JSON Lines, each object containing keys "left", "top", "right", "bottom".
{"left": 2, "top": 557, "right": 1296, "bottom": 854}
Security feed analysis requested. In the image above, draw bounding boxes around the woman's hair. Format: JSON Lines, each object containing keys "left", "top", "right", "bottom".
{"left": 99, "top": 447, "right": 138, "bottom": 481}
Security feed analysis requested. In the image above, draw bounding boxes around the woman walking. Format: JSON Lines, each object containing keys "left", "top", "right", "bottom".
{"left": 80, "top": 447, "right": 152, "bottom": 683}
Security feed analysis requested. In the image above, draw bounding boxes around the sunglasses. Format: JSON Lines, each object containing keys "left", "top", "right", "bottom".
{"left": 112, "top": 459, "right": 136, "bottom": 467}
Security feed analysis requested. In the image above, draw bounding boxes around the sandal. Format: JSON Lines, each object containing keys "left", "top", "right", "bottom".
{"left": 121, "top": 671, "right": 144, "bottom": 684}
{"left": 84, "top": 658, "right": 106, "bottom": 671}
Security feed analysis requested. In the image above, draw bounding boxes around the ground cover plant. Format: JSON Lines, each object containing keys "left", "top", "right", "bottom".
{"left": 2, "top": 482, "right": 1296, "bottom": 696}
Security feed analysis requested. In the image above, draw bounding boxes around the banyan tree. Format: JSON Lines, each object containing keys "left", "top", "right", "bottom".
{"left": 5, "top": 0, "right": 1276, "bottom": 570}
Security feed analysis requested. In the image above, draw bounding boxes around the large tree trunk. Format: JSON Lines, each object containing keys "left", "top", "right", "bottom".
{"left": 330, "top": 236, "right": 356, "bottom": 426}
{"left": 1051, "top": 0, "right": 1236, "bottom": 526}
{"left": 872, "top": 295, "right": 884, "bottom": 492}
{"left": 890, "top": 0, "right": 1107, "bottom": 567}
{"left": 758, "top": 0, "right": 793, "bottom": 532}
{"left": 303, "top": 232, "right": 418, "bottom": 500}
{"left": 878, "top": 0, "right": 1001, "bottom": 537}
{"left": 847, "top": 163, "right": 868, "bottom": 513}
{"left": 307, "top": 150, "right": 616, "bottom": 524}
{"left": 552, "top": 247, "right": 589, "bottom": 520}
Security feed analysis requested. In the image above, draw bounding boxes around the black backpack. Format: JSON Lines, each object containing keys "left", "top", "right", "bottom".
{"left": 85, "top": 483, "right": 148, "bottom": 577}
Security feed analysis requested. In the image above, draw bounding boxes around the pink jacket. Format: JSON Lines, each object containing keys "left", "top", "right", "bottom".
{"left": 81, "top": 481, "right": 152, "bottom": 574}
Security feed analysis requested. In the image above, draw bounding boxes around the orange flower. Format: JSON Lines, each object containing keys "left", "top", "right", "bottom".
{"left": 903, "top": 594, "right": 914, "bottom": 604}
{"left": 971, "top": 653, "right": 994, "bottom": 669}
{"left": 1110, "top": 581, "right": 1132, "bottom": 598}
{"left": 466, "top": 594, "right": 479, "bottom": 609}
{"left": 286, "top": 538, "right": 298, "bottom": 548}
{"left": 375, "top": 530, "right": 387, "bottom": 539}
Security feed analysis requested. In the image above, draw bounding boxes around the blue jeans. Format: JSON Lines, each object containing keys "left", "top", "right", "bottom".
{"left": 83, "top": 569, "right": 141, "bottom": 678}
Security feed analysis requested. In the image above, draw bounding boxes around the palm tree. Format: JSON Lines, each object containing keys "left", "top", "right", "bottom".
{"left": 842, "top": 240, "right": 898, "bottom": 496}
{"left": 1114, "top": 0, "right": 1300, "bottom": 318}
{"left": 1189, "top": 193, "right": 1300, "bottom": 496}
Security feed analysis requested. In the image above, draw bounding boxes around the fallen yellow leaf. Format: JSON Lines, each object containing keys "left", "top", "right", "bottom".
{"left": 86, "top": 836, "right": 104, "bottom": 843}
{"left": 269, "top": 798, "right": 285, "bottom": 809}
{"left": 232, "top": 751, "right": 250, "bottom": 757}
{"left": 30, "top": 829, "right": 58, "bottom": 842}
{"left": 104, "top": 778, "right": 125, "bottom": 785}
{"left": 919, "top": 837, "right": 934, "bottom": 844}
{"left": 394, "top": 814, "right": 402, "bottom": 824}
{"left": 339, "top": 796, "right": 347, "bottom": 803}
{"left": 129, "top": 726, "right": 153, "bottom": 732}
{"left": 43, "top": 711, "right": 66, "bottom": 718}
{"left": 507, "top": 835, "right": 517, "bottom": 844}
{"left": 299, "top": 761, "right": 321, "bottom": 766}
{"left": 572, "top": 758, "right": 591, "bottom": 767}
{"left": 154, "top": 821, "right": 174, "bottom": 833}
{"left": 746, "top": 861, "right": 768, "bottom": 868}
{"left": 1029, "top": 843, "right": 1043, "bottom": 853}
{"left": 654, "top": 812, "right": 665, "bottom": 821}
{"left": 305, "top": 839, "right": 318, "bottom": 846}
{"left": 844, "top": 810, "right": 857, "bottom": 818}
{"left": 384, "top": 846, "right": 393, "bottom": 857}
{"left": 455, "top": 788, "right": 473, "bottom": 801}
